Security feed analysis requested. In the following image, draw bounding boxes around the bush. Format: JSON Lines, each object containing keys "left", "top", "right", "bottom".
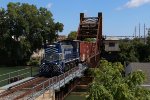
{"left": 27, "top": 58, "right": 40, "bottom": 66}
{"left": 87, "top": 60, "right": 150, "bottom": 100}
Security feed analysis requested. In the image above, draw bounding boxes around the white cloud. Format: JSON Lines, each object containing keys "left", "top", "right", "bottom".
{"left": 117, "top": 0, "right": 150, "bottom": 10}
{"left": 124, "top": 0, "right": 150, "bottom": 8}
{"left": 46, "top": 3, "right": 53, "bottom": 9}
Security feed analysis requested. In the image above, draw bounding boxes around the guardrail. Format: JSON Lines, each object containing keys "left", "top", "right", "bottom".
{"left": 26, "top": 64, "right": 87, "bottom": 100}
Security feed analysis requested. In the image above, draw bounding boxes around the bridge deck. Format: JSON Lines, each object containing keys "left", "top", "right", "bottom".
{"left": 29, "top": 65, "right": 87, "bottom": 99}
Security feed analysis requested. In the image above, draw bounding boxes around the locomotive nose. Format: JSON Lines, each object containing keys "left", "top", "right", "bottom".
{"left": 39, "top": 61, "right": 63, "bottom": 77}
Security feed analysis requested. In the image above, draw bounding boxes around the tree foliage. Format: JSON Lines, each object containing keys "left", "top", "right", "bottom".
{"left": 84, "top": 38, "right": 95, "bottom": 42}
{"left": 87, "top": 60, "right": 150, "bottom": 100}
{"left": 0, "top": 2, "right": 63, "bottom": 65}
{"left": 118, "top": 38, "right": 150, "bottom": 63}
{"left": 68, "top": 31, "right": 77, "bottom": 40}
{"left": 67, "top": 31, "right": 95, "bottom": 42}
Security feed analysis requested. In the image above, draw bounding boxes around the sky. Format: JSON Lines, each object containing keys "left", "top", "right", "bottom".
{"left": 0, "top": 0, "right": 150, "bottom": 36}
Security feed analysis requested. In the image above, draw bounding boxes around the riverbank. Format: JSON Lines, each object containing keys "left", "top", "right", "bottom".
{"left": 0, "top": 66, "right": 39, "bottom": 86}
{"left": 65, "top": 92, "right": 87, "bottom": 100}
{"left": 65, "top": 85, "right": 88, "bottom": 100}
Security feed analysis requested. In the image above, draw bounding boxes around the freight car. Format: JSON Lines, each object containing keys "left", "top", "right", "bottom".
{"left": 39, "top": 40, "right": 80, "bottom": 77}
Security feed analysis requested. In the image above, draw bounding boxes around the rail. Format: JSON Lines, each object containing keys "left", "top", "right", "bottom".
{"left": 26, "top": 63, "right": 87, "bottom": 99}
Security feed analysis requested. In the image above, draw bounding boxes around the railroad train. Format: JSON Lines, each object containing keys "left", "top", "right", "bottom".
{"left": 39, "top": 40, "right": 80, "bottom": 77}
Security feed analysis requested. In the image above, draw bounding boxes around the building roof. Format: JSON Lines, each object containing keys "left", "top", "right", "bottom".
{"left": 105, "top": 37, "right": 120, "bottom": 41}
{"left": 57, "top": 35, "right": 67, "bottom": 41}
{"left": 126, "top": 62, "right": 150, "bottom": 84}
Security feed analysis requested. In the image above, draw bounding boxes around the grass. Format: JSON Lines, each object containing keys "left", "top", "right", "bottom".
{"left": 0, "top": 66, "right": 26, "bottom": 74}
{"left": 65, "top": 88, "right": 88, "bottom": 100}
{"left": 65, "top": 92, "right": 87, "bottom": 100}
{"left": 0, "top": 66, "right": 39, "bottom": 87}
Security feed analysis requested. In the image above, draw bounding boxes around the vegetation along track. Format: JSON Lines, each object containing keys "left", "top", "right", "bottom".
{"left": 0, "top": 77, "right": 48, "bottom": 100}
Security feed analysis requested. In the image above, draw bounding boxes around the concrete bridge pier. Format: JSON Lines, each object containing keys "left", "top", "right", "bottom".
{"left": 36, "top": 89, "right": 55, "bottom": 100}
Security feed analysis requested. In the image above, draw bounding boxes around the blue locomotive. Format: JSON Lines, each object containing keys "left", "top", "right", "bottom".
{"left": 39, "top": 40, "right": 80, "bottom": 77}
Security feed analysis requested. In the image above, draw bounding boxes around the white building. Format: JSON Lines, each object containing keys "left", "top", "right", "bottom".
{"left": 104, "top": 37, "right": 120, "bottom": 52}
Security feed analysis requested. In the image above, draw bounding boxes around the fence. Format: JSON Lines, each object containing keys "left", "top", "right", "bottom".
{"left": 0, "top": 66, "right": 39, "bottom": 87}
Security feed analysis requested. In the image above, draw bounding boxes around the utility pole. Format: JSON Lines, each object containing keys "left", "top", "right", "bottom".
{"left": 135, "top": 26, "right": 136, "bottom": 37}
{"left": 144, "top": 24, "right": 146, "bottom": 44}
{"left": 148, "top": 28, "right": 150, "bottom": 36}
{"left": 139, "top": 23, "right": 141, "bottom": 38}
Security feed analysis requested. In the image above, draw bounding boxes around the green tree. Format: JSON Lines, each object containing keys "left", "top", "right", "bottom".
{"left": 0, "top": 2, "right": 63, "bottom": 65}
{"left": 87, "top": 60, "right": 150, "bottom": 100}
{"left": 67, "top": 31, "right": 95, "bottom": 42}
{"left": 118, "top": 38, "right": 150, "bottom": 63}
{"left": 68, "top": 31, "right": 77, "bottom": 40}
{"left": 147, "top": 28, "right": 150, "bottom": 45}
{"left": 84, "top": 38, "right": 95, "bottom": 42}
{"left": 118, "top": 38, "right": 148, "bottom": 63}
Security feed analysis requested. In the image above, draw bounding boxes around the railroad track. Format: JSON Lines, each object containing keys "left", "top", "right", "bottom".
{"left": 0, "top": 77, "right": 49, "bottom": 100}
{"left": 0, "top": 66, "right": 81, "bottom": 100}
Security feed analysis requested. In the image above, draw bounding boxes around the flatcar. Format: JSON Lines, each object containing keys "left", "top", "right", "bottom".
{"left": 39, "top": 40, "right": 80, "bottom": 77}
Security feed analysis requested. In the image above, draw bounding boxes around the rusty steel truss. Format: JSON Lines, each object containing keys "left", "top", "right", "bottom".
{"left": 77, "top": 12, "right": 102, "bottom": 67}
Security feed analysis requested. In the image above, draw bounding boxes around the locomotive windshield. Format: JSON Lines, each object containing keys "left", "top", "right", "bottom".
{"left": 44, "top": 45, "right": 62, "bottom": 62}
{"left": 45, "top": 53, "right": 61, "bottom": 61}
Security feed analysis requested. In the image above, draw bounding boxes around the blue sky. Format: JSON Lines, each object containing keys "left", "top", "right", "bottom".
{"left": 0, "top": 0, "right": 150, "bottom": 36}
